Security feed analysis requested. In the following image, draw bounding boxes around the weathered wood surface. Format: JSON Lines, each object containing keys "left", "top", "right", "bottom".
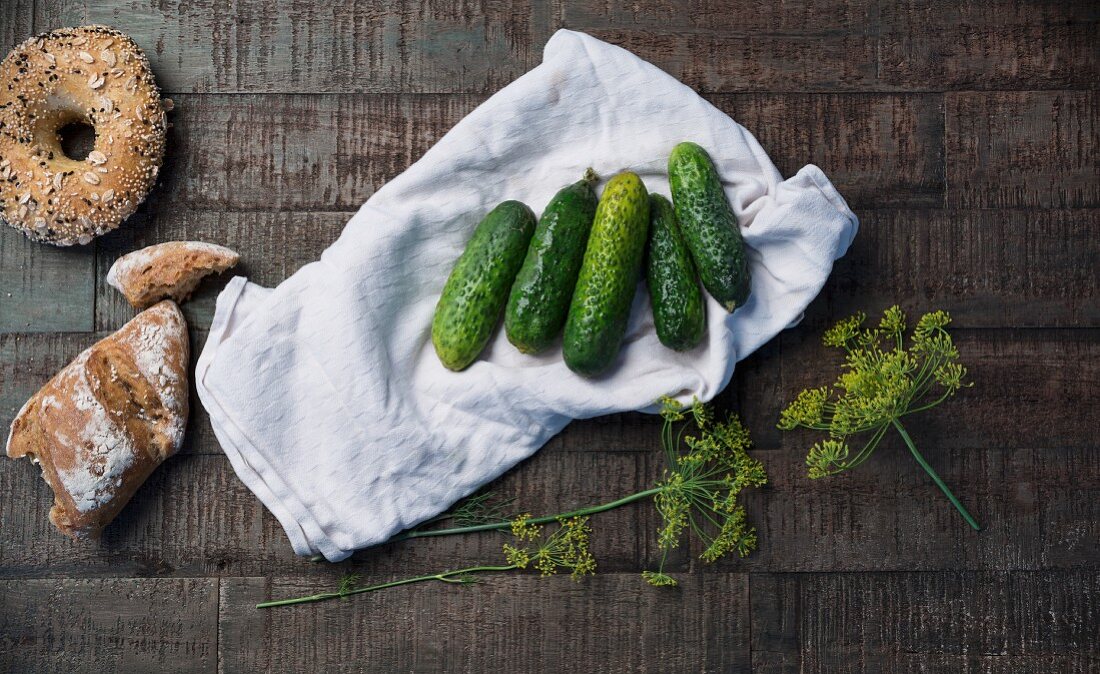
{"left": 0, "top": 578, "right": 218, "bottom": 673}
{"left": 30, "top": 0, "right": 1100, "bottom": 93}
{"left": 1, "top": 443, "right": 1096, "bottom": 579}
{"left": 946, "top": 91, "right": 1099, "bottom": 209}
{"left": 2, "top": 0, "right": 1099, "bottom": 671}
{"left": 750, "top": 571, "right": 1100, "bottom": 674}
{"left": 221, "top": 573, "right": 750, "bottom": 673}
{"left": 0, "top": 242, "right": 93, "bottom": 333}
{"left": 33, "top": 92, "right": 941, "bottom": 213}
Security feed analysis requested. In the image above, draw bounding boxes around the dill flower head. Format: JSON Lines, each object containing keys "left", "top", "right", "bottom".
{"left": 504, "top": 515, "right": 597, "bottom": 580}
{"left": 642, "top": 571, "right": 678, "bottom": 587}
{"left": 778, "top": 386, "right": 830, "bottom": 430}
{"left": 646, "top": 402, "right": 768, "bottom": 585}
{"left": 779, "top": 305, "right": 971, "bottom": 478}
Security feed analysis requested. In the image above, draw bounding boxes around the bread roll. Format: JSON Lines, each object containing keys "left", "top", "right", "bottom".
{"left": 106, "top": 241, "right": 240, "bottom": 309}
{"left": 5, "top": 300, "right": 189, "bottom": 539}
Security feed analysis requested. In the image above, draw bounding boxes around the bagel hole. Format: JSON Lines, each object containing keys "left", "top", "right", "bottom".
{"left": 58, "top": 121, "right": 97, "bottom": 161}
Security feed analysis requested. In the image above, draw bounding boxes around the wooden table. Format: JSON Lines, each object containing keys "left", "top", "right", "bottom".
{"left": 1, "top": 2, "right": 1096, "bottom": 672}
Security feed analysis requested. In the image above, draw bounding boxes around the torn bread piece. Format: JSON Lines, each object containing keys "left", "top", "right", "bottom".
{"left": 107, "top": 241, "right": 240, "bottom": 308}
{"left": 5, "top": 301, "right": 189, "bottom": 539}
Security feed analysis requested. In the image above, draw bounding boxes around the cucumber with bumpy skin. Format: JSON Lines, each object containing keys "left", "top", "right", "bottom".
{"left": 505, "top": 169, "right": 599, "bottom": 354}
{"left": 563, "top": 172, "right": 650, "bottom": 377}
{"left": 668, "top": 141, "right": 751, "bottom": 312}
{"left": 432, "top": 200, "right": 537, "bottom": 371}
{"left": 646, "top": 194, "right": 706, "bottom": 351}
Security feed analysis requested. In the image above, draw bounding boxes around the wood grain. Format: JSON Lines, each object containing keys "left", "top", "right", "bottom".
{"left": 5, "top": 327, "right": 1093, "bottom": 464}
{"left": 3, "top": 439, "right": 1094, "bottom": 579}
{"left": 0, "top": 230, "right": 95, "bottom": 333}
{"left": 565, "top": 0, "right": 1098, "bottom": 92}
{"left": 150, "top": 93, "right": 479, "bottom": 211}
{"left": 0, "top": 0, "right": 33, "bottom": 51}
{"left": 731, "top": 445, "right": 1100, "bottom": 573}
{"left": 0, "top": 577, "right": 218, "bottom": 673}
{"left": 0, "top": 448, "right": 661, "bottom": 579}
{"left": 710, "top": 93, "right": 945, "bottom": 209}
{"left": 808, "top": 209, "right": 1100, "bottom": 329}
{"left": 877, "top": 1, "right": 1100, "bottom": 91}
{"left": 750, "top": 571, "right": 1100, "bottom": 673}
{"left": 581, "top": 27, "right": 880, "bottom": 93}
{"left": 30, "top": 0, "right": 1098, "bottom": 95}
{"left": 946, "top": 91, "right": 1099, "bottom": 209}
{"left": 116, "top": 92, "right": 948, "bottom": 213}
{"left": 220, "top": 573, "right": 750, "bottom": 673}
{"left": 34, "top": 0, "right": 553, "bottom": 95}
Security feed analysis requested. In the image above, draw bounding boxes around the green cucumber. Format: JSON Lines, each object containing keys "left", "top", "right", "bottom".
{"left": 646, "top": 194, "right": 706, "bottom": 351}
{"left": 432, "top": 200, "right": 537, "bottom": 371}
{"left": 505, "top": 169, "right": 599, "bottom": 354}
{"left": 668, "top": 141, "right": 751, "bottom": 312}
{"left": 563, "top": 172, "right": 650, "bottom": 376}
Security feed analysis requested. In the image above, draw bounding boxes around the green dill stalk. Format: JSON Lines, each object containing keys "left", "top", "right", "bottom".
{"left": 258, "top": 516, "right": 597, "bottom": 609}
{"left": 256, "top": 566, "right": 510, "bottom": 608}
{"left": 778, "top": 306, "right": 980, "bottom": 530}
{"left": 892, "top": 419, "right": 980, "bottom": 530}
{"left": 388, "top": 488, "right": 662, "bottom": 542}
{"left": 259, "top": 399, "right": 768, "bottom": 607}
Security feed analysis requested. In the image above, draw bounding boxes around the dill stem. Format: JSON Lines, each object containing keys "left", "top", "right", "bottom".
{"left": 255, "top": 565, "right": 517, "bottom": 608}
{"left": 891, "top": 419, "right": 981, "bottom": 531}
{"left": 390, "top": 487, "right": 664, "bottom": 542}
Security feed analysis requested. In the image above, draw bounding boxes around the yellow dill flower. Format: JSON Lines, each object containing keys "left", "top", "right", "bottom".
{"left": 779, "top": 306, "right": 981, "bottom": 530}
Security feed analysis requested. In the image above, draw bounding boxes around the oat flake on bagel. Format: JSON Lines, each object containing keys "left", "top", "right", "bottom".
{"left": 0, "top": 25, "right": 167, "bottom": 246}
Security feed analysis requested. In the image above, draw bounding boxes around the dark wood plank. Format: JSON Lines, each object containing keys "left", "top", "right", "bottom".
{"left": 0, "top": 577, "right": 218, "bottom": 673}
{"left": 750, "top": 571, "right": 1100, "bottom": 673}
{"left": 581, "top": 28, "right": 880, "bottom": 93}
{"left": 30, "top": 0, "right": 1098, "bottom": 95}
{"left": 0, "top": 229, "right": 95, "bottom": 334}
{"left": 565, "top": 0, "right": 1098, "bottom": 92}
{"left": 809, "top": 209, "right": 1100, "bottom": 330}
{"left": 710, "top": 93, "right": 944, "bottom": 209}
{"left": 0, "top": 448, "right": 661, "bottom": 578}
{"left": 878, "top": 1, "right": 1099, "bottom": 91}
{"left": 151, "top": 93, "right": 480, "bottom": 211}
{"left": 4, "top": 327, "right": 1095, "bottom": 467}
{"left": 4, "top": 432, "right": 1095, "bottom": 579}
{"left": 729, "top": 445, "right": 1100, "bottom": 573}
{"left": 946, "top": 91, "right": 1099, "bottom": 209}
{"left": 34, "top": 0, "right": 553, "bottom": 95}
{"left": 562, "top": 0, "right": 882, "bottom": 33}
{"left": 0, "top": 0, "right": 33, "bottom": 51}
{"left": 220, "top": 573, "right": 749, "bottom": 673}
{"left": 778, "top": 328, "right": 1100, "bottom": 451}
{"left": 101, "top": 92, "right": 942, "bottom": 213}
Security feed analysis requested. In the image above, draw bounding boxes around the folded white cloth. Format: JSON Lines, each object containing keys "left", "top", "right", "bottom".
{"left": 196, "top": 29, "right": 858, "bottom": 561}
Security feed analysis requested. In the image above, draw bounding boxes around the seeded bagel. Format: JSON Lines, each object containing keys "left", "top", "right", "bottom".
{"left": 0, "top": 25, "right": 166, "bottom": 245}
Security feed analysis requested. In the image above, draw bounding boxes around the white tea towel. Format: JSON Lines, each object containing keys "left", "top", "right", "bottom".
{"left": 195, "top": 29, "right": 858, "bottom": 561}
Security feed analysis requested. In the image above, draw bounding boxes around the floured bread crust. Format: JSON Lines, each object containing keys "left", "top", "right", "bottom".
{"left": 107, "top": 241, "right": 240, "bottom": 308}
{"left": 5, "top": 300, "right": 189, "bottom": 539}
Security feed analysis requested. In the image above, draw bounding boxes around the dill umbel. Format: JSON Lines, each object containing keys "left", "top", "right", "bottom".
{"left": 778, "top": 306, "right": 980, "bottom": 530}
